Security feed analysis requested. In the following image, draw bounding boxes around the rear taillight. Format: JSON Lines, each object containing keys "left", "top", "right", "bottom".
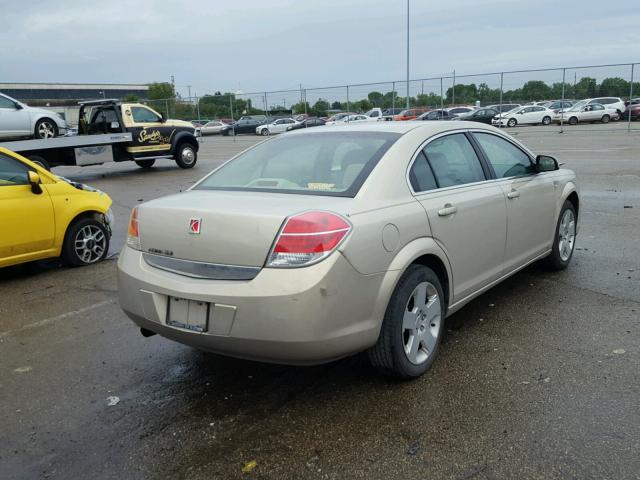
{"left": 126, "top": 207, "right": 141, "bottom": 250}
{"left": 267, "top": 211, "right": 351, "bottom": 267}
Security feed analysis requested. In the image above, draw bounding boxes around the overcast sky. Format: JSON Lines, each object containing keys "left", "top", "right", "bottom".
{"left": 2, "top": 0, "right": 639, "bottom": 98}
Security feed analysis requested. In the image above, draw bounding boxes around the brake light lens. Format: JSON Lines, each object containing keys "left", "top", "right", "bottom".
{"left": 267, "top": 211, "right": 351, "bottom": 267}
{"left": 126, "top": 207, "right": 141, "bottom": 250}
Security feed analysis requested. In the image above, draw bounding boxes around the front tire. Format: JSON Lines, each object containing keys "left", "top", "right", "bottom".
{"left": 368, "top": 265, "right": 445, "bottom": 379}
{"left": 34, "top": 118, "right": 58, "bottom": 139}
{"left": 544, "top": 200, "right": 577, "bottom": 270}
{"left": 135, "top": 159, "right": 156, "bottom": 168}
{"left": 174, "top": 142, "right": 197, "bottom": 169}
{"left": 61, "top": 217, "right": 110, "bottom": 267}
{"left": 261, "top": 128, "right": 269, "bottom": 136}
{"left": 568, "top": 116, "right": 578, "bottom": 125}
{"left": 542, "top": 116, "right": 551, "bottom": 125}
{"left": 507, "top": 118, "right": 517, "bottom": 127}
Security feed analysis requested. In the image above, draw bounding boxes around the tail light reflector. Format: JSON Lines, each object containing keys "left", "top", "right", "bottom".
{"left": 267, "top": 211, "right": 351, "bottom": 267}
{"left": 126, "top": 207, "right": 141, "bottom": 250}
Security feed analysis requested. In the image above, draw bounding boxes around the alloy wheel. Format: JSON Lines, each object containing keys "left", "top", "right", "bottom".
{"left": 74, "top": 225, "right": 107, "bottom": 264}
{"left": 558, "top": 209, "right": 576, "bottom": 262}
{"left": 402, "top": 282, "right": 441, "bottom": 365}
{"left": 38, "top": 121, "right": 56, "bottom": 138}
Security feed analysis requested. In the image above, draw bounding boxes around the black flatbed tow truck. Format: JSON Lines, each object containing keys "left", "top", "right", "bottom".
{"left": 0, "top": 99, "right": 199, "bottom": 170}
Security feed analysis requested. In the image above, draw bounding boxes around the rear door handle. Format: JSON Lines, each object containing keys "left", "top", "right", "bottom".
{"left": 438, "top": 204, "right": 458, "bottom": 216}
{"left": 507, "top": 189, "right": 520, "bottom": 199}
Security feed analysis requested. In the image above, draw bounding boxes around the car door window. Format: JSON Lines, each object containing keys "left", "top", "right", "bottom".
{"left": 0, "top": 153, "right": 30, "bottom": 186}
{"left": 423, "top": 133, "right": 485, "bottom": 188}
{"left": 131, "top": 107, "right": 161, "bottom": 123}
{"left": 473, "top": 132, "right": 533, "bottom": 178}
{"left": 0, "top": 96, "right": 16, "bottom": 109}
{"left": 409, "top": 151, "right": 438, "bottom": 192}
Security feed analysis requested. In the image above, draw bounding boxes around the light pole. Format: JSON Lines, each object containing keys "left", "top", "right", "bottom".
{"left": 406, "top": 0, "right": 410, "bottom": 109}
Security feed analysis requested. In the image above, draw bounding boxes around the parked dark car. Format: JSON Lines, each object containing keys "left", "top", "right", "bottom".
{"left": 221, "top": 118, "right": 268, "bottom": 136}
{"left": 455, "top": 107, "right": 499, "bottom": 124}
{"left": 416, "top": 109, "right": 454, "bottom": 121}
{"left": 621, "top": 98, "right": 640, "bottom": 121}
{"left": 485, "top": 103, "right": 521, "bottom": 113}
{"left": 286, "top": 117, "right": 326, "bottom": 131}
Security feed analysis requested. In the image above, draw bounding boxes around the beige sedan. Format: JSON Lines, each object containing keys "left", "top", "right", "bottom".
{"left": 117, "top": 122, "right": 579, "bottom": 378}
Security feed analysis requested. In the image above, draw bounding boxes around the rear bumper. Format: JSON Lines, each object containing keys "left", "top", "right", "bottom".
{"left": 117, "top": 247, "right": 385, "bottom": 365}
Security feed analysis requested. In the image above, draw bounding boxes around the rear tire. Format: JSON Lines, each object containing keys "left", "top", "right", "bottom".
{"left": 34, "top": 118, "right": 58, "bottom": 139}
{"left": 61, "top": 217, "right": 110, "bottom": 267}
{"left": 542, "top": 116, "right": 551, "bottom": 125}
{"left": 568, "top": 116, "right": 578, "bottom": 125}
{"left": 544, "top": 200, "right": 577, "bottom": 271}
{"left": 135, "top": 159, "right": 156, "bottom": 168}
{"left": 368, "top": 265, "right": 445, "bottom": 379}
{"left": 601, "top": 114, "right": 610, "bottom": 124}
{"left": 174, "top": 142, "right": 197, "bottom": 169}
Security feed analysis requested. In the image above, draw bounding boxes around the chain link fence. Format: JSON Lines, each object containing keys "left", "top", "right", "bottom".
{"left": 4, "top": 62, "right": 636, "bottom": 132}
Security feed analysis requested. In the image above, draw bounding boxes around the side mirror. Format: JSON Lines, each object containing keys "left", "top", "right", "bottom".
{"left": 536, "top": 155, "right": 559, "bottom": 173}
{"left": 15, "top": 103, "right": 23, "bottom": 110}
{"left": 28, "top": 171, "right": 43, "bottom": 194}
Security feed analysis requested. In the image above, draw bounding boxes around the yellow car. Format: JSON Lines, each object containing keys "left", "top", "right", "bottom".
{"left": 0, "top": 147, "right": 113, "bottom": 268}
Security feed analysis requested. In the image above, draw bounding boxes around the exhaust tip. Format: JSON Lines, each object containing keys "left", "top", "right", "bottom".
{"left": 140, "top": 328, "right": 157, "bottom": 338}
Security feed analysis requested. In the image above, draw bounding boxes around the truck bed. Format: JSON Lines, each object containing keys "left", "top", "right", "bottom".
{"left": 0, "top": 133, "right": 132, "bottom": 153}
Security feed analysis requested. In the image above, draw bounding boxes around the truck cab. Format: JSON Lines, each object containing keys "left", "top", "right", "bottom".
{"left": 79, "top": 100, "right": 199, "bottom": 168}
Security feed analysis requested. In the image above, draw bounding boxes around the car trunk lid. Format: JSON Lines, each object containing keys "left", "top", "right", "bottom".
{"left": 138, "top": 190, "right": 353, "bottom": 268}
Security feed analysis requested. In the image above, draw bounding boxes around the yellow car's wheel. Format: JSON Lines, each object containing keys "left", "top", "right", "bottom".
{"left": 62, "top": 217, "right": 110, "bottom": 267}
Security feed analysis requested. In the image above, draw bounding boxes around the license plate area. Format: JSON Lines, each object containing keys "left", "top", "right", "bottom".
{"left": 166, "top": 297, "right": 209, "bottom": 333}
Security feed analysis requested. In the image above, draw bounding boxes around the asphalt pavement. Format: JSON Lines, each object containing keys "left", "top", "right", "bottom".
{"left": 1, "top": 124, "right": 638, "bottom": 479}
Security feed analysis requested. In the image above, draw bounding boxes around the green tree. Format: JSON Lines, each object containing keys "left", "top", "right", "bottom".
{"left": 598, "top": 77, "right": 629, "bottom": 97}
{"left": 521, "top": 80, "right": 552, "bottom": 101}
{"left": 292, "top": 101, "right": 310, "bottom": 114}
{"left": 124, "top": 94, "right": 139, "bottom": 102}
{"left": 446, "top": 83, "right": 478, "bottom": 104}
{"left": 367, "top": 91, "right": 384, "bottom": 107}
{"left": 148, "top": 82, "right": 175, "bottom": 100}
{"left": 331, "top": 101, "right": 343, "bottom": 110}
{"left": 311, "top": 99, "right": 329, "bottom": 117}
{"left": 573, "top": 77, "right": 597, "bottom": 99}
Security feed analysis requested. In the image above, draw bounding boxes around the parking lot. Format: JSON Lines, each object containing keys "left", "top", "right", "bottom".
{"left": 1, "top": 125, "right": 639, "bottom": 479}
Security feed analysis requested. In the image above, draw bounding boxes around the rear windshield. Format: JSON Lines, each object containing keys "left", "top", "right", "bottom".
{"left": 195, "top": 131, "right": 400, "bottom": 197}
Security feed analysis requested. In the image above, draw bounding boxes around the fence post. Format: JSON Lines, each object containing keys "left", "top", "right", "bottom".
{"left": 499, "top": 72, "right": 504, "bottom": 128}
{"left": 452, "top": 70, "right": 456, "bottom": 107}
{"left": 392, "top": 81, "right": 396, "bottom": 112}
{"left": 560, "top": 68, "right": 566, "bottom": 133}
{"left": 629, "top": 63, "right": 635, "bottom": 132}
{"left": 346, "top": 85, "right": 350, "bottom": 113}
{"left": 264, "top": 92, "right": 268, "bottom": 117}
{"left": 229, "top": 94, "right": 235, "bottom": 142}
{"left": 165, "top": 99, "right": 169, "bottom": 118}
{"left": 304, "top": 89, "right": 308, "bottom": 115}
{"left": 440, "top": 77, "right": 444, "bottom": 115}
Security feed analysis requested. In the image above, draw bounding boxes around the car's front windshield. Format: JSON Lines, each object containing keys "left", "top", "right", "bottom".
{"left": 194, "top": 131, "right": 400, "bottom": 197}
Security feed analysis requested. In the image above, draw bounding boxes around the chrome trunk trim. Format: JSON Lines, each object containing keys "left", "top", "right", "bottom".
{"left": 142, "top": 253, "right": 260, "bottom": 280}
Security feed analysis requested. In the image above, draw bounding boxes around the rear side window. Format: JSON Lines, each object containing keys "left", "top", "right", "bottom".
{"left": 196, "top": 132, "right": 400, "bottom": 197}
{"left": 423, "top": 134, "right": 485, "bottom": 188}
{"left": 409, "top": 151, "right": 437, "bottom": 192}
{"left": 473, "top": 132, "right": 533, "bottom": 178}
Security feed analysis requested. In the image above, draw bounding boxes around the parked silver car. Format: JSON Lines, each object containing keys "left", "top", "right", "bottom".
{"left": 0, "top": 92, "right": 67, "bottom": 139}
{"left": 118, "top": 122, "right": 579, "bottom": 378}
